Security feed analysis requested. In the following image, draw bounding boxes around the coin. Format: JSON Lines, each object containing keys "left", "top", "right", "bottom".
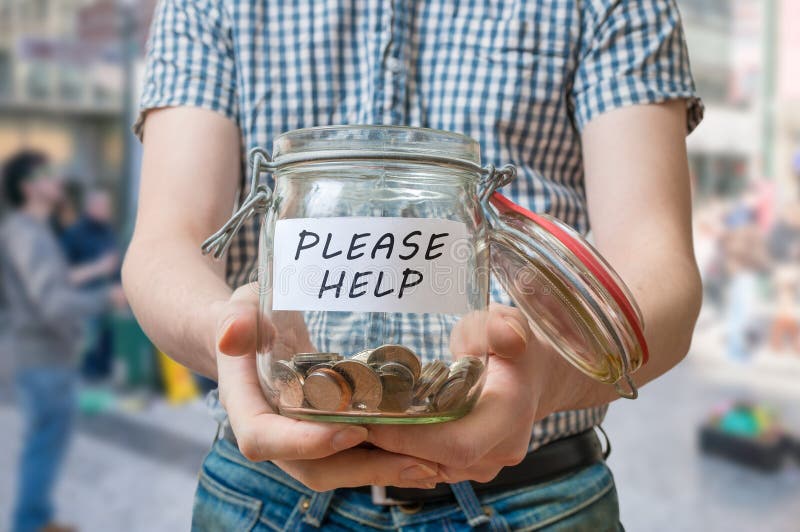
{"left": 432, "top": 376, "right": 470, "bottom": 412}
{"left": 350, "top": 349, "right": 373, "bottom": 363}
{"left": 450, "top": 356, "right": 484, "bottom": 386}
{"left": 270, "top": 360, "right": 304, "bottom": 408}
{"left": 413, "top": 360, "right": 449, "bottom": 404}
{"left": 305, "top": 362, "right": 335, "bottom": 374}
{"left": 377, "top": 362, "right": 415, "bottom": 412}
{"left": 303, "top": 368, "right": 353, "bottom": 411}
{"left": 293, "top": 352, "right": 342, "bottom": 375}
{"left": 368, "top": 344, "right": 421, "bottom": 381}
{"left": 333, "top": 360, "right": 383, "bottom": 411}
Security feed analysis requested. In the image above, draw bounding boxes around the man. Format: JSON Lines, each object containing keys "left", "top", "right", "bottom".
{"left": 123, "top": 1, "right": 704, "bottom": 529}
{"left": 60, "top": 187, "right": 121, "bottom": 380}
{"left": 0, "top": 151, "right": 123, "bottom": 532}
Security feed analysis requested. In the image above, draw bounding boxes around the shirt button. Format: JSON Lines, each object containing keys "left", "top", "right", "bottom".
{"left": 386, "top": 57, "right": 401, "bottom": 73}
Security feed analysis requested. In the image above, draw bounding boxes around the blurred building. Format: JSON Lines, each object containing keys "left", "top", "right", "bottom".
{"left": 0, "top": 0, "right": 155, "bottom": 194}
{"left": 681, "top": 0, "right": 800, "bottom": 201}
{"left": 680, "top": 0, "right": 758, "bottom": 198}
{"left": 775, "top": 0, "right": 800, "bottom": 200}
{"left": 2, "top": 0, "right": 797, "bottom": 204}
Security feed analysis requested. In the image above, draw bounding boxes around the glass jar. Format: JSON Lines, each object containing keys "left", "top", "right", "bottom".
{"left": 203, "top": 126, "right": 647, "bottom": 424}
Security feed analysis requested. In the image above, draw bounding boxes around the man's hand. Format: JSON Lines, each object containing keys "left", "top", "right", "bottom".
{"left": 215, "top": 284, "right": 442, "bottom": 491}
{"left": 367, "top": 304, "right": 546, "bottom": 484}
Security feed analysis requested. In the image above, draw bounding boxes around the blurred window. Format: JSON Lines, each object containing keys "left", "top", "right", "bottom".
{"left": 0, "top": 1, "right": 11, "bottom": 29}
{"left": 679, "top": 0, "right": 735, "bottom": 105}
{"left": 31, "top": 0, "right": 48, "bottom": 22}
{"left": 93, "top": 84, "right": 113, "bottom": 106}
{"left": 691, "top": 153, "right": 748, "bottom": 198}
{"left": 0, "top": 51, "right": 11, "bottom": 97}
{"left": 693, "top": 66, "right": 732, "bottom": 105}
{"left": 26, "top": 62, "right": 51, "bottom": 100}
{"left": 58, "top": 66, "right": 83, "bottom": 102}
{"left": 679, "top": 0, "right": 731, "bottom": 31}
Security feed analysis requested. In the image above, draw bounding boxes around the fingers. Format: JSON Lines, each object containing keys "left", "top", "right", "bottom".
{"left": 368, "top": 338, "right": 537, "bottom": 470}
{"left": 232, "top": 414, "right": 370, "bottom": 462}
{"left": 215, "top": 293, "right": 366, "bottom": 462}
{"left": 367, "top": 384, "right": 522, "bottom": 470}
{"left": 276, "top": 447, "right": 441, "bottom": 491}
{"left": 449, "top": 310, "right": 489, "bottom": 356}
{"left": 449, "top": 305, "right": 530, "bottom": 359}
{"left": 486, "top": 303, "right": 529, "bottom": 358}
{"left": 216, "top": 283, "right": 274, "bottom": 356}
{"left": 437, "top": 432, "right": 530, "bottom": 484}
{"left": 217, "top": 348, "right": 368, "bottom": 462}
{"left": 270, "top": 311, "right": 316, "bottom": 356}
{"left": 439, "top": 463, "right": 506, "bottom": 485}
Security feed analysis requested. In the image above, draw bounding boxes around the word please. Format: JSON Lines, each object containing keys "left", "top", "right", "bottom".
{"left": 294, "top": 230, "right": 450, "bottom": 261}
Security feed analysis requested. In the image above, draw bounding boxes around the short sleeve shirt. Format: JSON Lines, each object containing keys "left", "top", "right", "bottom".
{"left": 136, "top": 0, "right": 703, "bottom": 451}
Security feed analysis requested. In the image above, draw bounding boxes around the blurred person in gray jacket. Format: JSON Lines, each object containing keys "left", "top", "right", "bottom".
{"left": 0, "top": 151, "right": 124, "bottom": 532}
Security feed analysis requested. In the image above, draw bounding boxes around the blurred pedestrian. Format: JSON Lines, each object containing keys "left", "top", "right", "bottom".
{"left": 695, "top": 198, "right": 728, "bottom": 312}
{"left": 0, "top": 151, "right": 125, "bottom": 532}
{"left": 53, "top": 180, "right": 85, "bottom": 237}
{"left": 769, "top": 264, "right": 800, "bottom": 355}
{"left": 767, "top": 202, "right": 800, "bottom": 355}
{"left": 721, "top": 190, "right": 769, "bottom": 361}
{"left": 60, "top": 186, "right": 122, "bottom": 381}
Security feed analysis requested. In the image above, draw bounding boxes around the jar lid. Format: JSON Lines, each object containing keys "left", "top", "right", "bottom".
{"left": 488, "top": 193, "right": 647, "bottom": 397}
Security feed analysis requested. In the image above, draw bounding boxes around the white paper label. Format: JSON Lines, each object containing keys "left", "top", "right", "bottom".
{"left": 272, "top": 217, "right": 472, "bottom": 314}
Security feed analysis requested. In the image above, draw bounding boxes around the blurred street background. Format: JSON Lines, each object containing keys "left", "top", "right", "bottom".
{"left": 1, "top": 0, "right": 800, "bottom": 531}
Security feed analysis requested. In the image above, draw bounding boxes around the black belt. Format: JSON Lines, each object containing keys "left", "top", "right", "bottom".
{"left": 221, "top": 425, "right": 606, "bottom": 505}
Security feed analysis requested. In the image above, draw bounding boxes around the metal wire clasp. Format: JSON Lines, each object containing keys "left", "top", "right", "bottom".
{"left": 479, "top": 163, "right": 517, "bottom": 204}
{"left": 201, "top": 148, "right": 275, "bottom": 259}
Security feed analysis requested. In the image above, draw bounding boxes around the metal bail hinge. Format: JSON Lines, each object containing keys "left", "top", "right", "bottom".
{"left": 479, "top": 163, "right": 517, "bottom": 204}
{"left": 613, "top": 374, "right": 639, "bottom": 400}
{"left": 201, "top": 148, "right": 275, "bottom": 259}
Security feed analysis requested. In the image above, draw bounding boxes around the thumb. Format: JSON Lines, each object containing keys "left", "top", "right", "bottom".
{"left": 216, "top": 283, "right": 267, "bottom": 356}
{"left": 486, "top": 304, "right": 530, "bottom": 359}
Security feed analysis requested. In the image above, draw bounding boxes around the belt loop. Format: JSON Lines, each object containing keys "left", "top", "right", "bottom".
{"left": 451, "top": 482, "right": 491, "bottom": 528}
{"left": 302, "top": 490, "right": 335, "bottom": 528}
{"left": 596, "top": 425, "right": 612, "bottom": 460}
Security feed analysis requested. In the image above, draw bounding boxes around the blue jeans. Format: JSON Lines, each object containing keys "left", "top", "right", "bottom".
{"left": 12, "top": 367, "right": 77, "bottom": 532}
{"left": 80, "top": 315, "right": 114, "bottom": 380}
{"left": 193, "top": 439, "right": 622, "bottom": 531}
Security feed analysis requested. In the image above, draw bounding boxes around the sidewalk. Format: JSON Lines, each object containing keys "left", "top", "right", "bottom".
{"left": 0, "top": 397, "right": 215, "bottom": 532}
{"left": 606, "top": 357, "right": 800, "bottom": 532}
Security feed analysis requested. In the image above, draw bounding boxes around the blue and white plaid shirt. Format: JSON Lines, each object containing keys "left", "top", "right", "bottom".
{"left": 136, "top": 0, "right": 703, "bottom": 451}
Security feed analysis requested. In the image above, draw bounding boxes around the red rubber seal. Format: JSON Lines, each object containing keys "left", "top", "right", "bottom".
{"left": 490, "top": 192, "right": 649, "bottom": 365}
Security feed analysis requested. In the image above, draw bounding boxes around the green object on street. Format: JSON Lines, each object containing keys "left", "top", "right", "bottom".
{"left": 112, "top": 313, "right": 158, "bottom": 389}
{"left": 719, "top": 409, "right": 760, "bottom": 438}
{"left": 78, "top": 388, "right": 116, "bottom": 415}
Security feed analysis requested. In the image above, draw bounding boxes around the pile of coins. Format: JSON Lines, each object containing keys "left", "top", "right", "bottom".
{"left": 267, "top": 344, "right": 485, "bottom": 414}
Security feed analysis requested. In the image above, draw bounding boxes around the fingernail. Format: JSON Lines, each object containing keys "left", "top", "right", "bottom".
{"left": 400, "top": 464, "right": 438, "bottom": 481}
{"left": 332, "top": 427, "right": 367, "bottom": 451}
{"left": 505, "top": 319, "right": 527, "bottom": 342}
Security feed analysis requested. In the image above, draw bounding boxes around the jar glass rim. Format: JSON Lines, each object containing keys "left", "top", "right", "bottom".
{"left": 272, "top": 125, "right": 482, "bottom": 167}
